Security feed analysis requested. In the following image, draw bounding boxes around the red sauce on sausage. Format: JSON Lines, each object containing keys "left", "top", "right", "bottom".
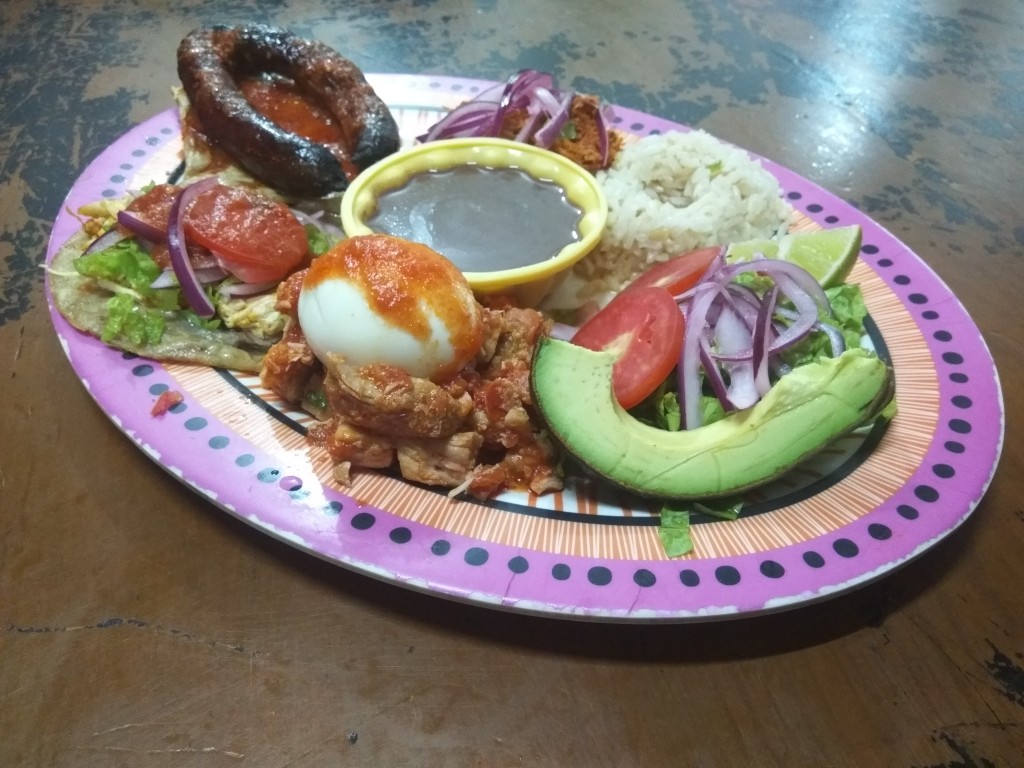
{"left": 240, "top": 77, "right": 358, "bottom": 179}
{"left": 241, "top": 77, "right": 343, "bottom": 145}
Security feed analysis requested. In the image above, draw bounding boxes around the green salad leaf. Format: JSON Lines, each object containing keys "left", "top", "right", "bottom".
{"left": 74, "top": 238, "right": 188, "bottom": 346}
{"left": 73, "top": 238, "right": 162, "bottom": 296}
{"left": 657, "top": 498, "right": 744, "bottom": 558}
{"left": 658, "top": 508, "right": 693, "bottom": 558}
{"left": 783, "top": 283, "right": 868, "bottom": 368}
{"left": 694, "top": 498, "right": 743, "bottom": 521}
{"left": 305, "top": 224, "right": 333, "bottom": 257}
{"left": 103, "top": 293, "right": 166, "bottom": 346}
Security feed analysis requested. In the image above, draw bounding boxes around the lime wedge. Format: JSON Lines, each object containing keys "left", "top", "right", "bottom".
{"left": 725, "top": 225, "right": 862, "bottom": 288}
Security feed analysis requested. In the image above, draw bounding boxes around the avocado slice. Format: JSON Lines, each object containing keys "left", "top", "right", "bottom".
{"left": 531, "top": 339, "right": 895, "bottom": 499}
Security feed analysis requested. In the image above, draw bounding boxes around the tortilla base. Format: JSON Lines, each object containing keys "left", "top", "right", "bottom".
{"left": 49, "top": 231, "right": 268, "bottom": 374}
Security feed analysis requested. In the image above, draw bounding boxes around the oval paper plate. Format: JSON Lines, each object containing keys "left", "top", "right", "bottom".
{"left": 45, "top": 74, "right": 1005, "bottom": 622}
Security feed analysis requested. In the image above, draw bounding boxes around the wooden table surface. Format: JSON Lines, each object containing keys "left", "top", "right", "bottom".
{"left": 2, "top": 1, "right": 1021, "bottom": 765}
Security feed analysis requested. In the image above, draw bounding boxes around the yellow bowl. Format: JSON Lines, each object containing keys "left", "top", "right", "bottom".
{"left": 340, "top": 137, "right": 607, "bottom": 305}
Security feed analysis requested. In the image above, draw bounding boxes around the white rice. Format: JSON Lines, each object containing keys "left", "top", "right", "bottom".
{"left": 573, "top": 129, "right": 791, "bottom": 295}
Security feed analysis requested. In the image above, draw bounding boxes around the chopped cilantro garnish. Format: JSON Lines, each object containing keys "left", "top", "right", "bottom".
{"left": 183, "top": 309, "right": 222, "bottom": 331}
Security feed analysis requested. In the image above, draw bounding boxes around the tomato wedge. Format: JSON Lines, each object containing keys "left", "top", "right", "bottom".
{"left": 624, "top": 246, "right": 720, "bottom": 295}
{"left": 571, "top": 286, "right": 685, "bottom": 409}
{"left": 183, "top": 184, "right": 309, "bottom": 284}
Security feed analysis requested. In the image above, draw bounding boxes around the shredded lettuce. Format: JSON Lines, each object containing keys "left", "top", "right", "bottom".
{"left": 73, "top": 239, "right": 162, "bottom": 296}
{"left": 656, "top": 388, "right": 681, "bottom": 431}
{"left": 75, "top": 239, "right": 185, "bottom": 346}
{"left": 103, "top": 293, "right": 166, "bottom": 346}
{"left": 305, "top": 224, "right": 332, "bottom": 257}
{"left": 632, "top": 382, "right": 727, "bottom": 430}
{"left": 825, "top": 283, "right": 869, "bottom": 350}
{"left": 701, "top": 396, "right": 727, "bottom": 427}
{"left": 783, "top": 283, "right": 868, "bottom": 368}
{"left": 657, "top": 498, "right": 743, "bottom": 558}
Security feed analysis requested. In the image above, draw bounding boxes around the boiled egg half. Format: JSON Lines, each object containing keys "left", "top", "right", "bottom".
{"left": 298, "top": 234, "right": 484, "bottom": 381}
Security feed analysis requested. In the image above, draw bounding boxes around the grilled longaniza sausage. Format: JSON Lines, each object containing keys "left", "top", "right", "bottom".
{"left": 177, "top": 24, "right": 400, "bottom": 198}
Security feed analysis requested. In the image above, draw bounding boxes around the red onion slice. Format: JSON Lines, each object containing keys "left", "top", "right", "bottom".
{"left": 549, "top": 322, "right": 578, "bottom": 341}
{"left": 669, "top": 249, "right": 845, "bottom": 429}
{"left": 501, "top": 70, "right": 555, "bottom": 114}
{"left": 166, "top": 178, "right": 219, "bottom": 318}
{"left": 679, "top": 282, "right": 724, "bottom": 429}
{"left": 699, "top": 337, "right": 734, "bottom": 411}
{"left": 416, "top": 100, "right": 501, "bottom": 142}
{"left": 775, "top": 306, "right": 847, "bottom": 357}
{"left": 713, "top": 303, "right": 758, "bottom": 410}
{"left": 217, "top": 279, "right": 278, "bottom": 298}
{"left": 83, "top": 228, "right": 128, "bottom": 255}
{"left": 533, "top": 92, "right": 575, "bottom": 148}
{"left": 765, "top": 272, "right": 822, "bottom": 354}
{"left": 417, "top": 70, "right": 612, "bottom": 165}
{"left": 117, "top": 209, "right": 166, "bottom": 243}
{"left": 514, "top": 110, "right": 545, "bottom": 142}
{"left": 149, "top": 265, "right": 228, "bottom": 290}
{"left": 752, "top": 285, "right": 779, "bottom": 396}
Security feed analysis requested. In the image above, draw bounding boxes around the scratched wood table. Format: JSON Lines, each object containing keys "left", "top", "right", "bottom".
{"left": 2, "top": 1, "right": 1022, "bottom": 765}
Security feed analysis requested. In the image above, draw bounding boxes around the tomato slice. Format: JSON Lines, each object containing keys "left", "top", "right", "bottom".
{"left": 624, "top": 246, "right": 720, "bottom": 295}
{"left": 183, "top": 184, "right": 309, "bottom": 283}
{"left": 571, "top": 286, "right": 685, "bottom": 409}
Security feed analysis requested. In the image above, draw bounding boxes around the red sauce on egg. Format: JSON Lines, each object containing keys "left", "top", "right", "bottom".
{"left": 303, "top": 235, "right": 484, "bottom": 379}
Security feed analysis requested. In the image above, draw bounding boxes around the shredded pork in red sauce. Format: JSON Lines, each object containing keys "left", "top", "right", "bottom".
{"left": 260, "top": 275, "right": 562, "bottom": 500}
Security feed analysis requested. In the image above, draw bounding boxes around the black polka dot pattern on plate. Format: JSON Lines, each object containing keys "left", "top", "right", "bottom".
{"left": 898, "top": 504, "right": 919, "bottom": 520}
{"left": 390, "top": 527, "right": 412, "bottom": 544}
{"left": 351, "top": 512, "right": 375, "bottom": 530}
{"left": 833, "top": 539, "right": 859, "bottom": 558}
{"left": 868, "top": 523, "right": 892, "bottom": 540}
{"left": 679, "top": 569, "right": 700, "bottom": 587}
{"left": 257, "top": 468, "right": 280, "bottom": 483}
{"left": 803, "top": 551, "right": 826, "bottom": 568}
{"left": 465, "top": 547, "right": 489, "bottom": 566}
{"left": 633, "top": 569, "right": 656, "bottom": 588}
{"left": 715, "top": 566, "right": 741, "bottom": 586}
{"left": 432, "top": 540, "right": 451, "bottom": 556}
